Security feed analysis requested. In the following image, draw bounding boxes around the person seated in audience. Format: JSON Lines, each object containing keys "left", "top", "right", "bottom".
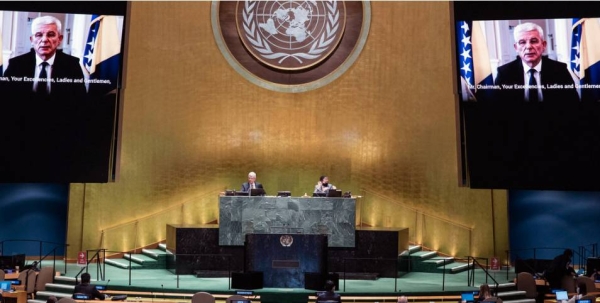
{"left": 74, "top": 273, "right": 105, "bottom": 300}
{"left": 317, "top": 280, "right": 341, "bottom": 303}
{"left": 46, "top": 296, "right": 58, "bottom": 303}
{"left": 588, "top": 268, "right": 600, "bottom": 280}
{"left": 398, "top": 296, "right": 408, "bottom": 303}
{"left": 477, "top": 284, "right": 492, "bottom": 302}
{"left": 567, "top": 282, "right": 588, "bottom": 303}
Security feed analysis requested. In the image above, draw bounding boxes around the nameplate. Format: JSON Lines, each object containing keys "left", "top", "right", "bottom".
{"left": 272, "top": 260, "right": 300, "bottom": 268}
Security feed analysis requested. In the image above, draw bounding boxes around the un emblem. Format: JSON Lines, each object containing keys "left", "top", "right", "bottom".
{"left": 237, "top": 1, "right": 345, "bottom": 70}
{"left": 212, "top": 1, "right": 370, "bottom": 92}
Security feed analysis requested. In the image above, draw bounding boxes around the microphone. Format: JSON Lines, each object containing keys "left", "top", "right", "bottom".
{"left": 161, "top": 284, "right": 164, "bottom": 300}
{"left": 103, "top": 279, "right": 111, "bottom": 299}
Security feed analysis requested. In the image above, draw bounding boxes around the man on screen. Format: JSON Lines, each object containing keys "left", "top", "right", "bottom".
{"left": 3, "top": 16, "right": 86, "bottom": 101}
{"left": 494, "top": 22, "right": 579, "bottom": 104}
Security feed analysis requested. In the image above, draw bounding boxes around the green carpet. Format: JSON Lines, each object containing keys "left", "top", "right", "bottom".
{"left": 36, "top": 260, "right": 516, "bottom": 302}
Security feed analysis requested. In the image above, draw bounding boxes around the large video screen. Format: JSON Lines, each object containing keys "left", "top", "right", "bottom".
{"left": 454, "top": 2, "right": 600, "bottom": 190}
{"left": 0, "top": 2, "right": 128, "bottom": 182}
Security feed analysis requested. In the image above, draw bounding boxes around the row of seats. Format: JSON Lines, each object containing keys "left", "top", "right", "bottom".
{"left": 517, "top": 272, "right": 599, "bottom": 300}
{"left": 192, "top": 292, "right": 248, "bottom": 303}
{"left": 0, "top": 266, "right": 55, "bottom": 298}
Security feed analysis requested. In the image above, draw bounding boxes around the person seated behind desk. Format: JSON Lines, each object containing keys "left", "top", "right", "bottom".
{"left": 73, "top": 273, "right": 105, "bottom": 300}
{"left": 314, "top": 176, "right": 336, "bottom": 194}
{"left": 477, "top": 284, "right": 492, "bottom": 303}
{"left": 317, "top": 280, "right": 341, "bottom": 303}
{"left": 240, "top": 171, "right": 264, "bottom": 192}
{"left": 567, "top": 282, "right": 589, "bottom": 303}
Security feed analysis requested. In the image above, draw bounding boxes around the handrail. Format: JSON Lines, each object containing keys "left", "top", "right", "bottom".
{"left": 467, "top": 256, "right": 499, "bottom": 293}
{"left": 86, "top": 248, "right": 107, "bottom": 282}
{"left": 100, "top": 187, "right": 223, "bottom": 233}
{"left": 38, "top": 246, "right": 61, "bottom": 284}
{"left": 361, "top": 189, "right": 473, "bottom": 231}
{"left": 506, "top": 246, "right": 591, "bottom": 278}
{"left": 0, "top": 239, "right": 69, "bottom": 274}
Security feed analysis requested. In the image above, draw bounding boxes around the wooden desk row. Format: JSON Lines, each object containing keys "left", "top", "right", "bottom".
{"left": 2, "top": 290, "right": 27, "bottom": 303}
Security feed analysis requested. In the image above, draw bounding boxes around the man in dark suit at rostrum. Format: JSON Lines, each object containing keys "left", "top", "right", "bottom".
{"left": 493, "top": 22, "right": 579, "bottom": 104}
{"left": 240, "top": 171, "right": 264, "bottom": 192}
{"left": 3, "top": 15, "right": 87, "bottom": 101}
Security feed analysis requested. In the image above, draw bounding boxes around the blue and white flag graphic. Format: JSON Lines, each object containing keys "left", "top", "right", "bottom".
{"left": 571, "top": 18, "right": 600, "bottom": 102}
{"left": 457, "top": 21, "right": 494, "bottom": 102}
{"left": 83, "top": 15, "right": 121, "bottom": 95}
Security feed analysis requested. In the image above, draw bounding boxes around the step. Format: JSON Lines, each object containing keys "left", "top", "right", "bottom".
{"left": 434, "top": 261, "right": 473, "bottom": 273}
{"left": 410, "top": 251, "right": 438, "bottom": 260}
{"left": 105, "top": 258, "right": 144, "bottom": 269}
{"left": 123, "top": 254, "right": 158, "bottom": 265}
{"left": 45, "top": 283, "right": 75, "bottom": 292}
{"left": 496, "top": 290, "right": 527, "bottom": 299}
{"left": 490, "top": 282, "right": 517, "bottom": 291}
{"left": 142, "top": 248, "right": 168, "bottom": 259}
{"left": 335, "top": 272, "right": 380, "bottom": 280}
{"left": 194, "top": 270, "right": 230, "bottom": 278}
{"left": 54, "top": 276, "right": 78, "bottom": 285}
{"left": 408, "top": 245, "right": 422, "bottom": 253}
{"left": 158, "top": 243, "right": 167, "bottom": 251}
{"left": 423, "top": 257, "right": 455, "bottom": 265}
{"left": 35, "top": 290, "right": 76, "bottom": 300}
{"left": 448, "top": 262, "right": 474, "bottom": 273}
{"left": 503, "top": 299, "right": 536, "bottom": 303}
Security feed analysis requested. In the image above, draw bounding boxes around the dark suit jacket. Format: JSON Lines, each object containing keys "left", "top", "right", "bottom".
{"left": 317, "top": 291, "right": 342, "bottom": 303}
{"left": 3, "top": 49, "right": 87, "bottom": 101}
{"left": 240, "top": 182, "right": 263, "bottom": 192}
{"left": 73, "top": 283, "right": 105, "bottom": 300}
{"left": 494, "top": 56, "right": 579, "bottom": 104}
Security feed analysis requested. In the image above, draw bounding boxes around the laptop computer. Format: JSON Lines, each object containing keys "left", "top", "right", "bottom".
{"left": 555, "top": 290, "right": 568, "bottom": 301}
{"left": 0, "top": 281, "right": 11, "bottom": 291}
{"left": 461, "top": 292, "right": 475, "bottom": 303}
{"left": 576, "top": 300, "right": 592, "bottom": 303}
{"left": 250, "top": 188, "right": 265, "bottom": 196}
{"left": 277, "top": 191, "right": 291, "bottom": 197}
{"left": 326, "top": 189, "right": 342, "bottom": 197}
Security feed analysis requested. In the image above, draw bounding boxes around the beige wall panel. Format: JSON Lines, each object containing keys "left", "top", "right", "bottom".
{"left": 67, "top": 2, "right": 509, "bottom": 262}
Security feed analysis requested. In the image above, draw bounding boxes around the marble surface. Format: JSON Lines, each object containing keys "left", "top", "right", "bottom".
{"left": 219, "top": 196, "right": 356, "bottom": 247}
{"left": 328, "top": 228, "right": 407, "bottom": 278}
{"left": 166, "top": 224, "right": 244, "bottom": 274}
{"left": 245, "top": 233, "right": 327, "bottom": 288}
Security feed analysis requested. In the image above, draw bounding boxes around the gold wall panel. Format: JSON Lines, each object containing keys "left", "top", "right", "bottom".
{"left": 67, "top": 2, "right": 509, "bottom": 261}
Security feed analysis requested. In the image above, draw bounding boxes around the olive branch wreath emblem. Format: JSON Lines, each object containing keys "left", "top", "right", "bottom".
{"left": 242, "top": 0, "right": 340, "bottom": 64}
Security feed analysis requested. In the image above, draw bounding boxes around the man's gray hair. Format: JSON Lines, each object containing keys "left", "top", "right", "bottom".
{"left": 397, "top": 296, "right": 408, "bottom": 303}
{"left": 248, "top": 172, "right": 257, "bottom": 178}
{"left": 31, "top": 16, "right": 62, "bottom": 35}
{"left": 513, "top": 22, "right": 544, "bottom": 43}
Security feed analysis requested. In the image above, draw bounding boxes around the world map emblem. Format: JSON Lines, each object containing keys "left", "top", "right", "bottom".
{"left": 236, "top": 1, "right": 346, "bottom": 70}
{"left": 212, "top": 1, "right": 370, "bottom": 92}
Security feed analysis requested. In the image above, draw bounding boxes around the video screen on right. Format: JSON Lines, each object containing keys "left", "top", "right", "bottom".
{"left": 454, "top": 2, "right": 600, "bottom": 190}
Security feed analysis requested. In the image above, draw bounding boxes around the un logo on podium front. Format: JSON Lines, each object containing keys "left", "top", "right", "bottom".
{"left": 212, "top": 1, "right": 370, "bottom": 92}
{"left": 237, "top": 1, "right": 345, "bottom": 70}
